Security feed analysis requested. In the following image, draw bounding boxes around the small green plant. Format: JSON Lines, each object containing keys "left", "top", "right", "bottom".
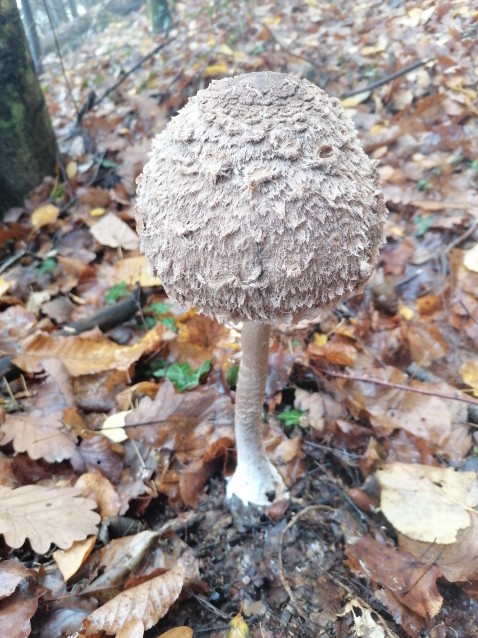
{"left": 416, "top": 179, "right": 432, "bottom": 192}
{"left": 226, "top": 364, "right": 239, "bottom": 389}
{"left": 471, "top": 159, "right": 478, "bottom": 172}
{"left": 105, "top": 281, "right": 129, "bottom": 304}
{"left": 144, "top": 301, "right": 177, "bottom": 331}
{"left": 37, "top": 257, "right": 57, "bottom": 274}
{"left": 164, "top": 360, "right": 212, "bottom": 392}
{"left": 51, "top": 182, "right": 66, "bottom": 201}
{"left": 277, "top": 409, "right": 303, "bottom": 428}
{"left": 414, "top": 214, "right": 435, "bottom": 237}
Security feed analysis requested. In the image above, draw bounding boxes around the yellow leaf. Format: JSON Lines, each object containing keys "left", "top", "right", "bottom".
{"left": 463, "top": 243, "right": 478, "bottom": 273}
{"left": 204, "top": 61, "right": 229, "bottom": 77}
{"left": 227, "top": 612, "right": 250, "bottom": 638}
{"left": 399, "top": 305, "right": 414, "bottom": 320}
{"left": 90, "top": 207, "right": 106, "bottom": 217}
{"left": 158, "top": 628, "right": 193, "bottom": 638}
{"left": 0, "top": 278, "right": 11, "bottom": 296}
{"left": 263, "top": 15, "right": 281, "bottom": 26}
{"left": 101, "top": 411, "right": 130, "bottom": 443}
{"left": 460, "top": 360, "right": 478, "bottom": 397}
{"left": 340, "top": 92, "right": 371, "bottom": 108}
{"left": 218, "top": 43, "right": 234, "bottom": 56}
{"left": 54, "top": 536, "right": 97, "bottom": 581}
{"left": 313, "top": 333, "right": 328, "bottom": 347}
{"left": 31, "top": 204, "right": 60, "bottom": 228}
{"left": 388, "top": 225, "right": 404, "bottom": 238}
{"left": 113, "top": 256, "right": 161, "bottom": 287}
{"left": 66, "top": 160, "right": 78, "bottom": 179}
{"left": 206, "top": 34, "right": 216, "bottom": 47}
{"left": 377, "top": 463, "right": 478, "bottom": 544}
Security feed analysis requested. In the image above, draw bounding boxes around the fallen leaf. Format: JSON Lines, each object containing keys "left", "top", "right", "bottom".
{"left": 31, "top": 203, "right": 60, "bottom": 228}
{"left": 113, "top": 256, "right": 161, "bottom": 287}
{"left": 228, "top": 611, "right": 250, "bottom": 638}
{"left": 83, "top": 562, "right": 185, "bottom": 635}
{"left": 158, "top": 628, "right": 193, "bottom": 638}
{"left": 53, "top": 536, "right": 97, "bottom": 581}
{"left": 340, "top": 599, "right": 387, "bottom": 638}
{"left": 460, "top": 360, "right": 478, "bottom": 397}
{"left": 0, "top": 485, "right": 100, "bottom": 553}
{"left": 13, "top": 323, "right": 168, "bottom": 376}
{"left": 0, "top": 560, "right": 39, "bottom": 638}
{"left": 464, "top": 243, "right": 478, "bottom": 273}
{"left": 101, "top": 411, "right": 130, "bottom": 443}
{"left": 75, "top": 471, "right": 122, "bottom": 518}
{"left": 116, "top": 618, "right": 144, "bottom": 638}
{"left": 90, "top": 212, "right": 139, "bottom": 250}
{"left": 377, "top": 462, "right": 478, "bottom": 543}
{"left": 0, "top": 360, "right": 78, "bottom": 462}
{"left": 346, "top": 536, "right": 442, "bottom": 620}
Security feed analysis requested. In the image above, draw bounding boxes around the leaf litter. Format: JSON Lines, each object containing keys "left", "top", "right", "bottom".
{"left": 1, "top": 0, "right": 478, "bottom": 636}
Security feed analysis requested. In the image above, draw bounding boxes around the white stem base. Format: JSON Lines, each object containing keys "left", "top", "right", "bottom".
{"left": 226, "top": 321, "right": 289, "bottom": 507}
{"left": 226, "top": 455, "right": 288, "bottom": 506}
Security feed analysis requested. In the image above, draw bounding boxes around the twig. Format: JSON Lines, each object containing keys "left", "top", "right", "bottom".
{"left": 340, "top": 58, "right": 434, "bottom": 99}
{"left": 312, "top": 364, "right": 478, "bottom": 407}
{"left": 59, "top": 290, "right": 144, "bottom": 336}
{"left": 262, "top": 23, "right": 322, "bottom": 72}
{"left": 41, "top": 0, "right": 80, "bottom": 116}
{"left": 444, "top": 218, "right": 478, "bottom": 253}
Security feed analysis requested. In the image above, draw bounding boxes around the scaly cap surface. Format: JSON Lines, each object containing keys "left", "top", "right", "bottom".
{"left": 136, "top": 72, "right": 387, "bottom": 323}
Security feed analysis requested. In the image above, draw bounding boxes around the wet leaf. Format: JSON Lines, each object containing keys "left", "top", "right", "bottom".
{"left": 0, "top": 560, "right": 39, "bottom": 638}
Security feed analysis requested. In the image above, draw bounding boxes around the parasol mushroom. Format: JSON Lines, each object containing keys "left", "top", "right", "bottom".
{"left": 135, "top": 71, "right": 387, "bottom": 506}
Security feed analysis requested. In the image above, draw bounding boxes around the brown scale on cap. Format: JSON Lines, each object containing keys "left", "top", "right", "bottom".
{"left": 136, "top": 71, "right": 387, "bottom": 324}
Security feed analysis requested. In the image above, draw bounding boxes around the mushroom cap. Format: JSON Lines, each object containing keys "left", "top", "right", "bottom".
{"left": 135, "top": 71, "right": 387, "bottom": 324}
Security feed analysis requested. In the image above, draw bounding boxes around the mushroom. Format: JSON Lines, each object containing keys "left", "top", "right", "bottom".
{"left": 135, "top": 72, "right": 387, "bottom": 507}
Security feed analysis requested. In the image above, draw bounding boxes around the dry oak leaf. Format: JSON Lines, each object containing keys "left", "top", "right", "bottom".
{"left": 90, "top": 212, "right": 139, "bottom": 251}
{"left": 0, "top": 485, "right": 100, "bottom": 554}
{"left": 377, "top": 462, "right": 478, "bottom": 544}
{"left": 75, "top": 471, "right": 122, "bottom": 518}
{"left": 13, "top": 323, "right": 168, "bottom": 376}
{"left": 0, "top": 359, "right": 77, "bottom": 462}
{"left": 0, "top": 560, "right": 40, "bottom": 638}
{"left": 83, "top": 562, "right": 185, "bottom": 636}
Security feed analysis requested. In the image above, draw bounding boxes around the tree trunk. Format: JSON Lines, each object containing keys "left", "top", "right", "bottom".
{"left": 0, "top": 0, "right": 57, "bottom": 215}
{"left": 21, "top": 0, "right": 42, "bottom": 74}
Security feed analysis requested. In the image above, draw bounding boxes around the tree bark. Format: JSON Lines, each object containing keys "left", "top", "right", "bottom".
{"left": 0, "top": 0, "right": 57, "bottom": 215}
{"left": 21, "top": 0, "right": 42, "bottom": 74}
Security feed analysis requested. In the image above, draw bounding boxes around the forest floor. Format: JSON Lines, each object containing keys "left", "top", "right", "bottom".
{"left": 2, "top": 0, "right": 478, "bottom": 636}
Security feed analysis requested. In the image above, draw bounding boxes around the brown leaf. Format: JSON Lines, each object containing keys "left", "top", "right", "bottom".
{"left": 70, "top": 435, "right": 123, "bottom": 484}
{"left": 0, "top": 560, "right": 39, "bottom": 638}
{"left": 0, "top": 360, "right": 78, "bottom": 462}
{"left": 0, "top": 485, "right": 100, "bottom": 554}
{"left": 399, "top": 510, "right": 478, "bottom": 583}
{"left": 346, "top": 536, "right": 442, "bottom": 620}
{"left": 83, "top": 562, "right": 185, "bottom": 635}
{"left": 75, "top": 471, "right": 122, "bottom": 518}
{"left": 116, "top": 618, "right": 144, "bottom": 637}
{"left": 13, "top": 323, "right": 167, "bottom": 376}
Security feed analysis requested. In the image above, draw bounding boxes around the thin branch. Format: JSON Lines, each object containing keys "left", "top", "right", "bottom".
{"left": 312, "top": 365, "right": 478, "bottom": 407}
{"left": 340, "top": 58, "right": 435, "bottom": 99}
{"left": 41, "top": 0, "right": 80, "bottom": 116}
{"left": 262, "top": 23, "right": 322, "bottom": 72}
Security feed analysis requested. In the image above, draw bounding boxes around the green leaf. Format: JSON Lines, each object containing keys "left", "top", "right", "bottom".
{"left": 37, "top": 257, "right": 57, "bottom": 274}
{"left": 277, "top": 409, "right": 303, "bottom": 427}
{"left": 226, "top": 364, "right": 239, "bottom": 389}
{"left": 416, "top": 179, "right": 432, "bottom": 192}
{"left": 105, "top": 281, "right": 129, "bottom": 304}
{"left": 147, "top": 301, "right": 172, "bottom": 316}
{"left": 414, "top": 214, "right": 435, "bottom": 237}
{"left": 160, "top": 316, "right": 177, "bottom": 331}
{"left": 166, "top": 360, "right": 212, "bottom": 392}
{"left": 144, "top": 315, "right": 157, "bottom": 329}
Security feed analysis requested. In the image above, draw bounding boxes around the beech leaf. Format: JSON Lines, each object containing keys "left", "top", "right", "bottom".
{"left": 0, "top": 485, "right": 100, "bottom": 554}
{"left": 83, "top": 562, "right": 185, "bottom": 635}
{"left": 377, "top": 462, "right": 478, "bottom": 543}
{"left": 90, "top": 212, "right": 139, "bottom": 250}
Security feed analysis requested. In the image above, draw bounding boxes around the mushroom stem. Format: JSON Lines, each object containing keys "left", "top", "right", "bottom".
{"left": 226, "top": 321, "right": 288, "bottom": 506}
